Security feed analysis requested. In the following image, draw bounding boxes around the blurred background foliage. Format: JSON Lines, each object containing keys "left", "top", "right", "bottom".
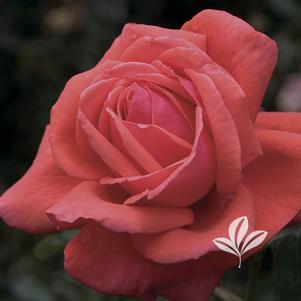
{"left": 0, "top": 0, "right": 301, "bottom": 300}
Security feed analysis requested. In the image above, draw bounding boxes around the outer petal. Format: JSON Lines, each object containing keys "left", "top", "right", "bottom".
{"left": 292, "top": 212, "right": 301, "bottom": 224}
{"left": 243, "top": 129, "right": 301, "bottom": 212}
{"left": 49, "top": 65, "right": 110, "bottom": 179}
{"left": 158, "top": 46, "right": 211, "bottom": 73}
{"left": 64, "top": 222, "right": 222, "bottom": 301}
{"left": 99, "top": 23, "right": 207, "bottom": 63}
{"left": 120, "top": 35, "right": 199, "bottom": 63}
{"left": 209, "top": 128, "right": 301, "bottom": 273}
{"left": 255, "top": 112, "right": 301, "bottom": 134}
{"left": 202, "top": 64, "right": 262, "bottom": 167}
{"left": 75, "top": 78, "right": 117, "bottom": 158}
{"left": 47, "top": 181, "right": 194, "bottom": 234}
{"left": 182, "top": 9, "right": 278, "bottom": 119}
{"left": 131, "top": 184, "right": 255, "bottom": 264}
{"left": 0, "top": 127, "right": 80, "bottom": 233}
{"left": 121, "top": 24, "right": 207, "bottom": 51}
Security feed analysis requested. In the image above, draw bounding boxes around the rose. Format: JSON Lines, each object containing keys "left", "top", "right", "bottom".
{"left": 1, "top": 9, "right": 301, "bottom": 301}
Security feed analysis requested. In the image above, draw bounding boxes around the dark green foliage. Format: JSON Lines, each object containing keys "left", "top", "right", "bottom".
{"left": 272, "top": 227, "right": 301, "bottom": 301}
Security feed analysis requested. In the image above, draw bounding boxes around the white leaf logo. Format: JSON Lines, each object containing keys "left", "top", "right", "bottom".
{"left": 213, "top": 216, "right": 268, "bottom": 268}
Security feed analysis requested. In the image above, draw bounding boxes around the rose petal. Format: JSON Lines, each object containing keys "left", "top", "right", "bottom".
{"left": 158, "top": 46, "right": 211, "bottom": 73}
{"left": 108, "top": 61, "right": 159, "bottom": 78}
{"left": 120, "top": 35, "right": 199, "bottom": 63}
{"left": 75, "top": 78, "right": 117, "bottom": 159}
{"left": 182, "top": 9, "right": 278, "bottom": 120}
{"left": 124, "top": 107, "right": 216, "bottom": 207}
{"left": 131, "top": 184, "right": 255, "bottom": 263}
{"left": 151, "top": 83, "right": 196, "bottom": 129}
{"left": 78, "top": 110, "right": 141, "bottom": 177}
{"left": 47, "top": 181, "right": 194, "bottom": 234}
{"left": 186, "top": 70, "right": 241, "bottom": 195}
{"left": 49, "top": 66, "right": 108, "bottom": 179}
{"left": 148, "top": 88, "right": 194, "bottom": 142}
{"left": 122, "top": 23, "right": 207, "bottom": 51}
{"left": 0, "top": 127, "right": 80, "bottom": 233}
{"left": 255, "top": 112, "right": 301, "bottom": 134}
{"left": 98, "top": 84, "right": 125, "bottom": 137}
{"left": 107, "top": 109, "right": 162, "bottom": 174}
{"left": 210, "top": 128, "right": 301, "bottom": 272}
{"left": 64, "top": 222, "right": 221, "bottom": 301}
{"left": 99, "top": 23, "right": 207, "bottom": 64}
{"left": 100, "top": 160, "right": 182, "bottom": 195}
{"left": 126, "top": 85, "right": 153, "bottom": 124}
{"left": 124, "top": 121, "right": 191, "bottom": 167}
{"left": 243, "top": 129, "right": 301, "bottom": 212}
{"left": 291, "top": 212, "right": 301, "bottom": 225}
{"left": 202, "top": 64, "right": 262, "bottom": 166}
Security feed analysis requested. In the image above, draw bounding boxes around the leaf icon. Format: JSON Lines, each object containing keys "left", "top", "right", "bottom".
{"left": 213, "top": 237, "right": 238, "bottom": 256}
{"left": 241, "top": 231, "right": 268, "bottom": 255}
{"left": 213, "top": 216, "right": 268, "bottom": 268}
{"left": 228, "top": 216, "right": 248, "bottom": 249}
{"left": 236, "top": 217, "right": 249, "bottom": 249}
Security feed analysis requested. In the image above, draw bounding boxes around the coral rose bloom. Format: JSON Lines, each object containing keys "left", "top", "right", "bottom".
{"left": 1, "top": 9, "right": 301, "bottom": 301}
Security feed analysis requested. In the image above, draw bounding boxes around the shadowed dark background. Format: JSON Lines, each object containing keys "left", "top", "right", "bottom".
{"left": 0, "top": 1, "right": 301, "bottom": 300}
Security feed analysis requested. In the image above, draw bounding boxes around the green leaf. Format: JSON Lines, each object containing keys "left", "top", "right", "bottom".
{"left": 9, "top": 274, "right": 55, "bottom": 301}
{"left": 33, "top": 230, "right": 79, "bottom": 261}
{"left": 272, "top": 228, "right": 301, "bottom": 301}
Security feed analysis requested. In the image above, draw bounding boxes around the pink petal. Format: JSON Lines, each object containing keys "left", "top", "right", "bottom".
{"left": 78, "top": 111, "right": 141, "bottom": 177}
{"left": 107, "top": 109, "right": 162, "bottom": 174}
{"left": 255, "top": 112, "right": 301, "bottom": 134}
{"left": 47, "top": 181, "right": 194, "bottom": 234}
{"left": 204, "top": 128, "right": 301, "bottom": 271}
{"left": 126, "top": 85, "right": 153, "bottom": 124}
{"left": 158, "top": 46, "right": 211, "bottom": 74}
{"left": 182, "top": 9, "right": 278, "bottom": 120}
{"left": 131, "top": 184, "right": 255, "bottom": 263}
{"left": 75, "top": 78, "right": 117, "bottom": 159}
{"left": 124, "top": 121, "right": 191, "bottom": 167}
{"left": 243, "top": 129, "right": 301, "bottom": 212}
{"left": 64, "top": 222, "right": 221, "bottom": 301}
{"left": 124, "top": 107, "right": 216, "bottom": 207}
{"left": 186, "top": 69, "right": 241, "bottom": 195}
{"left": 121, "top": 23, "right": 207, "bottom": 51}
{"left": 120, "top": 35, "right": 200, "bottom": 63}
{"left": 0, "top": 127, "right": 80, "bottom": 233}
{"left": 100, "top": 160, "right": 182, "bottom": 197}
{"left": 148, "top": 88, "right": 194, "bottom": 143}
{"left": 100, "top": 61, "right": 193, "bottom": 100}
{"left": 99, "top": 23, "right": 206, "bottom": 63}
{"left": 202, "top": 64, "right": 262, "bottom": 166}
{"left": 175, "top": 127, "right": 301, "bottom": 272}
{"left": 49, "top": 66, "right": 109, "bottom": 179}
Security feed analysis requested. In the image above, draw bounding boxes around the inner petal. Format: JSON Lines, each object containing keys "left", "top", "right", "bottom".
{"left": 126, "top": 85, "right": 194, "bottom": 143}
{"left": 124, "top": 121, "right": 192, "bottom": 167}
{"left": 149, "top": 88, "right": 194, "bottom": 143}
{"left": 126, "top": 85, "right": 153, "bottom": 124}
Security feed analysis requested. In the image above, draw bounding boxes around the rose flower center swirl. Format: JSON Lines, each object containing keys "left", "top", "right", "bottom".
{"left": 77, "top": 60, "right": 217, "bottom": 208}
